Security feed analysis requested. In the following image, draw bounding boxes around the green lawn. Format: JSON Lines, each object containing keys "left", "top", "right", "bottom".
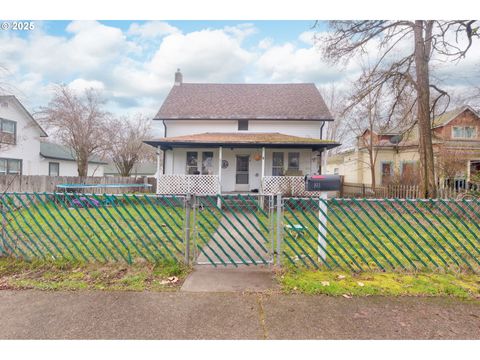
{"left": 279, "top": 269, "right": 480, "bottom": 299}
{"left": 282, "top": 198, "right": 480, "bottom": 273}
{"left": 0, "top": 193, "right": 189, "bottom": 264}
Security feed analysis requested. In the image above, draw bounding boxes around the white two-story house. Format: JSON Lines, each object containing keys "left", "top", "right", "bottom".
{"left": 146, "top": 70, "right": 339, "bottom": 195}
{"left": 0, "top": 95, "right": 106, "bottom": 177}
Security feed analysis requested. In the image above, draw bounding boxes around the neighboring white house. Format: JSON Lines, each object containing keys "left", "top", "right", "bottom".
{"left": 39, "top": 142, "right": 106, "bottom": 177}
{"left": 0, "top": 95, "right": 47, "bottom": 175}
{"left": 0, "top": 95, "right": 106, "bottom": 176}
{"left": 104, "top": 161, "right": 158, "bottom": 178}
{"left": 146, "top": 70, "right": 339, "bottom": 195}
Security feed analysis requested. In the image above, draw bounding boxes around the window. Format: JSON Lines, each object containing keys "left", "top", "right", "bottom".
{"left": 334, "top": 168, "right": 339, "bottom": 175}
{"left": 272, "top": 152, "right": 284, "bottom": 176}
{"left": 381, "top": 162, "right": 393, "bottom": 185}
{"left": 201, "top": 152, "right": 214, "bottom": 175}
{"left": 49, "top": 162, "right": 60, "bottom": 176}
{"left": 186, "top": 152, "right": 199, "bottom": 174}
{"left": 452, "top": 126, "right": 476, "bottom": 139}
{"left": 187, "top": 151, "right": 215, "bottom": 174}
{"left": 238, "top": 120, "right": 249, "bottom": 131}
{"left": 0, "top": 118, "right": 16, "bottom": 144}
{"left": 288, "top": 152, "right": 300, "bottom": 171}
{"left": 0, "top": 158, "right": 22, "bottom": 175}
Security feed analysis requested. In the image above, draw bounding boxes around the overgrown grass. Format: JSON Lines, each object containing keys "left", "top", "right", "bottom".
{"left": 283, "top": 198, "right": 480, "bottom": 273}
{"left": 280, "top": 268, "right": 480, "bottom": 299}
{"left": 0, "top": 257, "right": 189, "bottom": 291}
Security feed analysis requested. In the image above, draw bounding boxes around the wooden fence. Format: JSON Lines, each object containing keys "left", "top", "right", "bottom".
{"left": 0, "top": 175, "right": 156, "bottom": 193}
{"left": 341, "top": 181, "right": 480, "bottom": 199}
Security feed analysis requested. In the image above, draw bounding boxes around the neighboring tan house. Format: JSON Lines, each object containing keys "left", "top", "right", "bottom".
{"left": 40, "top": 142, "right": 107, "bottom": 177}
{"left": 145, "top": 70, "right": 339, "bottom": 195}
{"left": 104, "top": 161, "right": 158, "bottom": 178}
{"left": 0, "top": 95, "right": 106, "bottom": 176}
{"left": 327, "top": 106, "right": 480, "bottom": 188}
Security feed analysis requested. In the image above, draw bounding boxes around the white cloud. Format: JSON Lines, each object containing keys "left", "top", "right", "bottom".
{"left": 255, "top": 42, "right": 355, "bottom": 84}
{"left": 127, "top": 21, "right": 180, "bottom": 39}
{"left": 298, "top": 31, "right": 315, "bottom": 45}
{"left": 68, "top": 78, "right": 105, "bottom": 92}
{"left": 148, "top": 26, "right": 255, "bottom": 83}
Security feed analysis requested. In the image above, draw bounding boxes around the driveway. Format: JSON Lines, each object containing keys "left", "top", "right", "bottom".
{"left": 0, "top": 290, "right": 478, "bottom": 339}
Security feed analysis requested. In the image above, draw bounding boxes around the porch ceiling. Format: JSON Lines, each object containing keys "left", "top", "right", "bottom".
{"left": 145, "top": 132, "right": 340, "bottom": 151}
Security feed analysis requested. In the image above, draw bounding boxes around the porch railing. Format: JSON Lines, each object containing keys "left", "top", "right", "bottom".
{"left": 157, "top": 175, "right": 220, "bottom": 195}
{"left": 262, "top": 176, "right": 323, "bottom": 197}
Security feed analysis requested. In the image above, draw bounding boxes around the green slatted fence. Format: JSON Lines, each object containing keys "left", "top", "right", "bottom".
{"left": 1, "top": 192, "right": 478, "bottom": 274}
{"left": 193, "top": 194, "right": 275, "bottom": 267}
{"left": 282, "top": 197, "right": 480, "bottom": 273}
{"left": 0, "top": 192, "right": 187, "bottom": 264}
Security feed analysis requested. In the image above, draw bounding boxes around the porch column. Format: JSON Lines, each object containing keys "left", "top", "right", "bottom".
{"left": 218, "top": 146, "right": 223, "bottom": 193}
{"left": 156, "top": 146, "right": 162, "bottom": 176}
{"left": 261, "top": 146, "right": 266, "bottom": 191}
{"left": 217, "top": 146, "right": 223, "bottom": 208}
{"left": 156, "top": 146, "right": 162, "bottom": 194}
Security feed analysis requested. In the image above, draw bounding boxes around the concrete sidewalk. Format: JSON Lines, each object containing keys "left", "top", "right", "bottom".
{"left": 0, "top": 290, "right": 478, "bottom": 339}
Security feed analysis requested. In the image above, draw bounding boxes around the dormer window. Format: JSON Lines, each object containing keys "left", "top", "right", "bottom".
{"left": 452, "top": 126, "right": 476, "bottom": 139}
{"left": 238, "top": 120, "right": 249, "bottom": 131}
{"left": 0, "top": 118, "right": 17, "bottom": 144}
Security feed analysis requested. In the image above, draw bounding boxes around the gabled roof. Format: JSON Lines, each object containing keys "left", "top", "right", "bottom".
{"left": 40, "top": 142, "right": 107, "bottom": 164}
{"left": 0, "top": 95, "right": 48, "bottom": 137}
{"left": 432, "top": 105, "right": 480, "bottom": 128}
{"left": 155, "top": 83, "right": 333, "bottom": 121}
{"left": 145, "top": 132, "right": 339, "bottom": 150}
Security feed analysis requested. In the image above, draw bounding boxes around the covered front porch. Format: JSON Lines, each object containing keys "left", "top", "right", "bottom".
{"left": 145, "top": 132, "right": 339, "bottom": 196}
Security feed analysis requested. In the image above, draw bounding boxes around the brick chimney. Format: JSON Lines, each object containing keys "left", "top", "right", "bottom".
{"left": 174, "top": 68, "right": 183, "bottom": 85}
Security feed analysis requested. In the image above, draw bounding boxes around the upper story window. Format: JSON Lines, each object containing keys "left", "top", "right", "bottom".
{"left": 0, "top": 158, "right": 22, "bottom": 175}
{"left": 452, "top": 126, "right": 476, "bottom": 139}
{"left": 0, "top": 118, "right": 17, "bottom": 145}
{"left": 238, "top": 120, "right": 249, "bottom": 131}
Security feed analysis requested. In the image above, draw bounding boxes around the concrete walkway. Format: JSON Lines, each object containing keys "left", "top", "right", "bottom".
{"left": 196, "top": 211, "right": 271, "bottom": 266}
{"left": 181, "top": 267, "right": 277, "bottom": 292}
{"left": 0, "top": 290, "right": 478, "bottom": 339}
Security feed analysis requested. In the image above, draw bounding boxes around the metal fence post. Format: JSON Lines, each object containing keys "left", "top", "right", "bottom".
{"left": 276, "top": 193, "right": 282, "bottom": 266}
{"left": 184, "top": 193, "right": 191, "bottom": 265}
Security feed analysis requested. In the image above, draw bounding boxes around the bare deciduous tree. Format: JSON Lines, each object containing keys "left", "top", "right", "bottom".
{"left": 107, "top": 115, "right": 153, "bottom": 177}
{"left": 39, "top": 85, "right": 109, "bottom": 177}
{"left": 318, "top": 20, "right": 479, "bottom": 198}
{"left": 318, "top": 83, "right": 349, "bottom": 171}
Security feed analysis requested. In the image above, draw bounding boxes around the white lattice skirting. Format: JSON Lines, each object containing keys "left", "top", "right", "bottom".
{"left": 157, "top": 175, "right": 221, "bottom": 195}
{"left": 262, "top": 176, "right": 323, "bottom": 197}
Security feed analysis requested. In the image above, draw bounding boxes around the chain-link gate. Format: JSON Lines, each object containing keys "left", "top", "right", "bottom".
{"left": 191, "top": 194, "right": 276, "bottom": 267}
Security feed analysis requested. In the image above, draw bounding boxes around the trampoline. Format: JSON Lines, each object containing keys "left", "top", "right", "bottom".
{"left": 56, "top": 183, "right": 152, "bottom": 190}
{"left": 55, "top": 183, "right": 153, "bottom": 208}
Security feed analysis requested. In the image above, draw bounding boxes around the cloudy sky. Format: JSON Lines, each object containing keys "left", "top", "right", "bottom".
{"left": 1, "top": 20, "right": 479, "bottom": 135}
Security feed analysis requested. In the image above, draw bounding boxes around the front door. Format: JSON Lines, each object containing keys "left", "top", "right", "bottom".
{"left": 235, "top": 155, "right": 249, "bottom": 191}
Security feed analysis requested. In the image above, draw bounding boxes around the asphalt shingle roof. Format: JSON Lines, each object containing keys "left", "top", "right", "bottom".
{"left": 145, "top": 132, "right": 339, "bottom": 150}
{"left": 40, "top": 142, "right": 107, "bottom": 164}
{"left": 155, "top": 83, "right": 333, "bottom": 120}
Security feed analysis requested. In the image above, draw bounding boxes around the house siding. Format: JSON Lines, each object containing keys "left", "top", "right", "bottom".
{"left": 0, "top": 98, "right": 42, "bottom": 175}
{"left": 164, "top": 119, "right": 323, "bottom": 139}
